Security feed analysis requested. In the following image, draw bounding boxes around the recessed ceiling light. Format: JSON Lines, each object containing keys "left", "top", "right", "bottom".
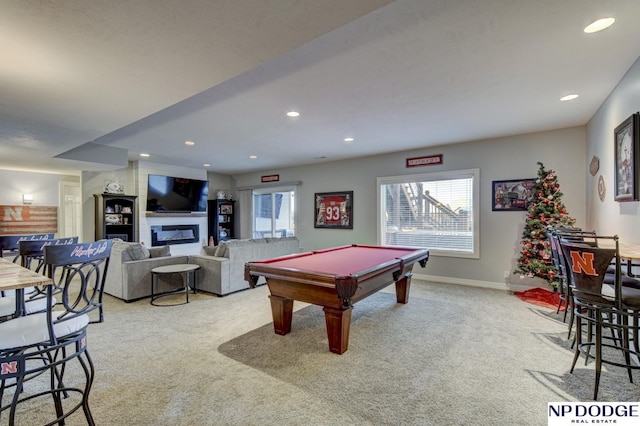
{"left": 185, "top": 140, "right": 195, "bottom": 146}
{"left": 344, "top": 137, "right": 354, "bottom": 143}
{"left": 203, "top": 163, "right": 210, "bottom": 167}
{"left": 286, "top": 111, "right": 300, "bottom": 117}
{"left": 249, "top": 155, "right": 257, "bottom": 159}
{"left": 140, "top": 153, "right": 150, "bottom": 157}
{"left": 584, "top": 17, "right": 615, "bottom": 33}
{"left": 560, "top": 94, "right": 579, "bottom": 101}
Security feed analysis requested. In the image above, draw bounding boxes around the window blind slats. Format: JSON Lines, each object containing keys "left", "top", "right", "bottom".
{"left": 380, "top": 171, "right": 476, "bottom": 256}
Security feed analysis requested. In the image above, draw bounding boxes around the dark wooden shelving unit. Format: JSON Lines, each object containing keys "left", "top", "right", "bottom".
{"left": 208, "top": 199, "right": 235, "bottom": 245}
{"left": 94, "top": 194, "right": 138, "bottom": 242}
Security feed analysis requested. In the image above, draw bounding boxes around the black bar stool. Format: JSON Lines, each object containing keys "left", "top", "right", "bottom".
{"left": 560, "top": 236, "right": 640, "bottom": 400}
{"left": 0, "top": 240, "right": 112, "bottom": 425}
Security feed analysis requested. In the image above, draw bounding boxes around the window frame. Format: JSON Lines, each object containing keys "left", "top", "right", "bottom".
{"left": 251, "top": 185, "right": 296, "bottom": 238}
{"left": 376, "top": 168, "right": 480, "bottom": 259}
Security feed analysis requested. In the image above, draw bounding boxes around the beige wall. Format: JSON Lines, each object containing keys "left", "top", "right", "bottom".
{"left": 232, "top": 126, "right": 587, "bottom": 288}
{"left": 586, "top": 56, "right": 640, "bottom": 240}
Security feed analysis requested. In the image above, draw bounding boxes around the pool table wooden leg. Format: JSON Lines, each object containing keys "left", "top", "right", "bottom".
{"left": 269, "top": 295, "right": 293, "bottom": 335}
{"left": 323, "top": 306, "right": 352, "bottom": 354}
{"left": 395, "top": 272, "right": 412, "bottom": 304}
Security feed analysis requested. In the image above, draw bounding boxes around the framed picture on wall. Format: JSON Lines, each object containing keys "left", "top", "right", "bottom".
{"left": 491, "top": 179, "right": 536, "bottom": 211}
{"left": 314, "top": 191, "right": 353, "bottom": 229}
{"left": 614, "top": 112, "right": 640, "bottom": 202}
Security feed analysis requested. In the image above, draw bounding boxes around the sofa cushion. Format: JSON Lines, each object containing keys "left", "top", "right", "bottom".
{"left": 191, "top": 236, "right": 300, "bottom": 296}
{"left": 203, "top": 245, "right": 217, "bottom": 256}
{"left": 120, "top": 248, "right": 134, "bottom": 262}
{"left": 215, "top": 242, "right": 228, "bottom": 257}
{"left": 127, "top": 243, "right": 150, "bottom": 260}
{"left": 149, "top": 245, "right": 171, "bottom": 258}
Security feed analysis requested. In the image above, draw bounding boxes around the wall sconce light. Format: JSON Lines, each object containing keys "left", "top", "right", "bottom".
{"left": 23, "top": 194, "right": 34, "bottom": 204}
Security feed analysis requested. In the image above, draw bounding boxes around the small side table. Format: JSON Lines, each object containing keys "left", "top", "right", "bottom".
{"left": 150, "top": 263, "right": 200, "bottom": 306}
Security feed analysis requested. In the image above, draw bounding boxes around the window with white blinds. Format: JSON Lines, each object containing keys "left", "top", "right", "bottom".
{"left": 378, "top": 168, "right": 479, "bottom": 258}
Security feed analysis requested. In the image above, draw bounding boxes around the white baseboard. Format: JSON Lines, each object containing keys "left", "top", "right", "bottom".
{"left": 413, "top": 274, "right": 535, "bottom": 292}
{"left": 413, "top": 273, "right": 550, "bottom": 294}
{"left": 413, "top": 273, "right": 507, "bottom": 291}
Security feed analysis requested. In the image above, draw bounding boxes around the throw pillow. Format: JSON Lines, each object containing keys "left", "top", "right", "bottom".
{"left": 149, "top": 246, "right": 171, "bottom": 258}
{"left": 120, "top": 248, "right": 133, "bottom": 262}
{"left": 203, "top": 245, "right": 217, "bottom": 256}
{"left": 215, "top": 242, "right": 228, "bottom": 257}
{"left": 127, "top": 243, "right": 150, "bottom": 260}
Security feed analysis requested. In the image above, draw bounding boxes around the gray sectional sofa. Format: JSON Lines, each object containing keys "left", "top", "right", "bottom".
{"left": 104, "top": 237, "right": 300, "bottom": 301}
{"left": 103, "top": 242, "right": 189, "bottom": 301}
{"left": 190, "top": 237, "right": 300, "bottom": 296}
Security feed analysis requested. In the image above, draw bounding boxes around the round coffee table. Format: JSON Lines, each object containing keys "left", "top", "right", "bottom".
{"left": 150, "top": 263, "right": 200, "bottom": 306}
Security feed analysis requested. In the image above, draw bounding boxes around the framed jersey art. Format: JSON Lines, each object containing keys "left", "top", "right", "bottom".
{"left": 314, "top": 191, "right": 353, "bottom": 229}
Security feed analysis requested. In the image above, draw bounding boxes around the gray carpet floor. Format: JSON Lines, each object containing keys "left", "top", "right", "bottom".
{"left": 3, "top": 280, "right": 639, "bottom": 425}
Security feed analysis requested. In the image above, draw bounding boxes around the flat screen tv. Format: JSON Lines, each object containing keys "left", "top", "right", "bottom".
{"left": 146, "top": 174, "right": 209, "bottom": 213}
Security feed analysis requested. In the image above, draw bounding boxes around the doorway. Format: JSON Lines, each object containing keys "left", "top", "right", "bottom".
{"left": 59, "top": 182, "right": 82, "bottom": 239}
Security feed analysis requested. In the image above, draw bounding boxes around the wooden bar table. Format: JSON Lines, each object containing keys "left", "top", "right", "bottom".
{"left": 599, "top": 239, "right": 640, "bottom": 277}
{"left": 0, "top": 257, "right": 52, "bottom": 317}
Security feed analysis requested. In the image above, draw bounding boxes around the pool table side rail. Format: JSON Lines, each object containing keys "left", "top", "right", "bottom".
{"left": 244, "top": 246, "right": 429, "bottom": 294}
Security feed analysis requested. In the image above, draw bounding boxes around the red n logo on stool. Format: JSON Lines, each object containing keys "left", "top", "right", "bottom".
{"left": 1, "top": 361, "right": 17, "bottom": 375}
{"left": 569, "top": 251, "right": 597, "bottom": 276}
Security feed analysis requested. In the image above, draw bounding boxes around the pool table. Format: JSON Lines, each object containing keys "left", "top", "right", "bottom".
{"left": 244, "top": 244, "right": 429, "bottom": 354}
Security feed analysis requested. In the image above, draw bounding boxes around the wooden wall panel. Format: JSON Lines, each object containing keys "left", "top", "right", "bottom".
{"left": 0, "top": 206, "right": 58, "bottom": 235}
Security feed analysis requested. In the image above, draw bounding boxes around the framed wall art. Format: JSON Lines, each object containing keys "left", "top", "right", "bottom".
{"left": 598, "top": 175, "right": 606, "bottom": 202}
{"left": 491, "top": 178, "right": 536, "bottom": 211}
{"left": 314, "top": 191, "right": 353, "bottom": 229}
{"left": 614, "top": 112, "right": 640, "bottom": 202}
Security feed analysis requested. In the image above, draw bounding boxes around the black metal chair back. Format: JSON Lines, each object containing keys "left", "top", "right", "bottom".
{"left": 560, "top": 240, "right": 616, "bottom": 304}
{"left": 548, "top": 231, "right": 570, "bottom": 315}
{"left": 0, "top": 240, "right": 112, "bottom": 425}
{"left": 0, "top": 234, "right": 54, "bottom": 261}
{"left": 17, "top": 237, "right": 79, "bottom": 300}
{"left": 18, "top": 236, "right": 79, "bottom": 271}
{"left": 43, "top": 240, "right": 112, "bottom": 326}
{"left": 558, "top": 235, "right": 640, "bottom": 400}
{"left": 547, "top": 227, "right": 595, "bottom": 332}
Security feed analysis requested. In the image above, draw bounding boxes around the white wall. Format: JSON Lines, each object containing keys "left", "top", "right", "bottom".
{"left": 82, "top": 163, "right": 231, "bottom": 251}
{"left": 82, "top": 165, "right": 134, "bottom": 242}
{"left": 586, "top": 56, "right": 640, "bottom": 239}
{"left": 133, "top": 161, "right": 208, "bottom": 256}
{"left": 207, "top": 171, "right": 233, "bottom": 199}
{"left": 0, "top": 169, "right": 64, "bottom": 207}
{"left": 0, "top": 169, "right": 80, "bottom": 238}
{"left": 232, "top": 126, "right": 587, "bottom": 288}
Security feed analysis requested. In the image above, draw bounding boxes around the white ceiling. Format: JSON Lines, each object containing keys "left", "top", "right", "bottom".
{"left": 2, "top": 0, "right": 640, "bottom": 176}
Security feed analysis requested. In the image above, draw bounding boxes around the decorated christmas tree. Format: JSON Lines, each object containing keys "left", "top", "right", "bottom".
{"left": 514, "top": 162, "right": 576, "bottom": 286}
